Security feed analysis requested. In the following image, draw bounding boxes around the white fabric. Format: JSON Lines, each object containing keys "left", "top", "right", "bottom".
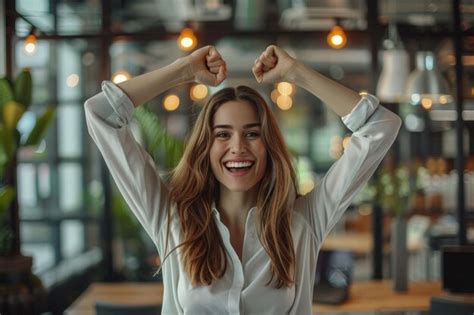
{"left": 84, "top": 81, "right": 401, "bottom": 315}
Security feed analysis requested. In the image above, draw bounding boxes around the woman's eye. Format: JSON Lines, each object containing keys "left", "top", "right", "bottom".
{"left": 215, "top": 132, "right": 230, "bottom": 138}
{"left": 246, "top": 131, "right": 260, "bottom": 138}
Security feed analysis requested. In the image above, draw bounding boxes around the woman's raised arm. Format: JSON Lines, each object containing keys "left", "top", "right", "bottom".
{"left": 253, "top": 45, "right": 401, "bottom": 243}
{"left": 84, "top": 46, "right": 226, "bottom": 256}
{"left": 252, "top": 45, "right": 360, "bottom": 117}
{"left": 118, "top": 46, "right": 226, "bottom": 107}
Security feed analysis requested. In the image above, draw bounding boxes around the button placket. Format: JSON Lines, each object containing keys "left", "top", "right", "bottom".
{"left": 214, "top": 215, "right": 244, "bottom": 314}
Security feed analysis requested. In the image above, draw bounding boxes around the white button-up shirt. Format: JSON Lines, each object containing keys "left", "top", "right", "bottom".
{"left": 84, "top": 81, "right": 401, "bottom": 314}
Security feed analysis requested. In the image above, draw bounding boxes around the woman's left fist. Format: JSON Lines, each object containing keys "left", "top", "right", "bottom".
{"left": 252, "top": 45, "right": 296, "bottom": 84}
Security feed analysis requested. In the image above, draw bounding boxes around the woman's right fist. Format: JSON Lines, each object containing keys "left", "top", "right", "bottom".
{"left": 187, "top": 46, "right": 227, "bottom": 86}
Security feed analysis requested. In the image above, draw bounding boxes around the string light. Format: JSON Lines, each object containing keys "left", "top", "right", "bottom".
{"left": 327, "top": 25, "right": 347, "bottom": 49}
{"left": 178, "top": 28, "right": 197, "bottom": 52}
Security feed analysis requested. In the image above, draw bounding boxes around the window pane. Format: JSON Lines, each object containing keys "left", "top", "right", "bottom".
{"left": 59, "top": 163, "right": 83, "bottom": 211}
{"left": 18, "top": 163, "right": 37, "bottom": 208}
{"left": 58, "top": 105, "right": 83, "bottom": 157}
{"left": 16, "top": 0, "right": 101, "bottom": 35}
{"left": 60, "top": 220, "right": 84, "bottom": 258}
{"left": 38, "top": 163, "right": 51, "bottom": 199}
{"left": 58, "top": 42, "right": 82, "bottom": 102}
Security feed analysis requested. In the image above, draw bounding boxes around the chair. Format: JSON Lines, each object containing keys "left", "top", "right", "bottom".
{"left": 95, "top": 301, "right": 161, "bottom": 315}
{"left": 430, "top": 296, "right": 474, "bottom": 315}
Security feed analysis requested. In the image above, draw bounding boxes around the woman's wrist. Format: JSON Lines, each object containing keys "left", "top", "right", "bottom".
{"left": 173, "top": 56, "right": 196, "bottom": 84}
{"left": 282, "top": 60, "right": 304, "bottom": 85}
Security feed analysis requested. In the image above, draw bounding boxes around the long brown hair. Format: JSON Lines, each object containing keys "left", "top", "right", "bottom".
{"left": 167, "top": 86, "right": 298, "bottom": 288}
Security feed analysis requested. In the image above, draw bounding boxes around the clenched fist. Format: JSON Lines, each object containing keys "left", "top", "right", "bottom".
{"left": 187, "top": 46, "right": 227, "bottom": 86}
{"left": 252, "top": 45, "right": 296, "bottom": 84}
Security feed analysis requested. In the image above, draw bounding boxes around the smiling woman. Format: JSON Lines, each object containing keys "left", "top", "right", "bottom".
{"left": 84, "top": 45, "right": 401, "bottom": 314}
{"left": 209, "top": 98, "right": 268, "bottom": 193}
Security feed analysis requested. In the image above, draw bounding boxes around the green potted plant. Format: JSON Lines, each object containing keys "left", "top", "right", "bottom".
{"left": 0, "top": 68, "right": 55, "bottom": 314}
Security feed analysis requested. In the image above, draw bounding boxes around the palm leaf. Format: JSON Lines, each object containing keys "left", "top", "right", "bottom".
{"left": 133, "top": 106, "right": 184, "bottom": 169}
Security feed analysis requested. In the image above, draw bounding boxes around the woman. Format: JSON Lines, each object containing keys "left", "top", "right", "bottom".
{"left": 84, "top": 45, "right": 401, "bottom": 314}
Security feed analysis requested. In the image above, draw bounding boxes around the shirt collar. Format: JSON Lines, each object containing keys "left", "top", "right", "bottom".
{"left": 211, "top": 202, "right": 221, "bottom": 220}
{"left": 211, "top": 201, "right": 257, "bottom": 221}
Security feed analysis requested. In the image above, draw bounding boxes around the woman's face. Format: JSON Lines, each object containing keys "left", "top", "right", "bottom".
{"left": 209, "top": 100, "right": 267, "bottom": 193}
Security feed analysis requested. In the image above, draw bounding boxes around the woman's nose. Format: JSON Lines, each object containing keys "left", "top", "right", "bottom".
{"left": 230, "top": 136, "right": 246, "bottom": 154}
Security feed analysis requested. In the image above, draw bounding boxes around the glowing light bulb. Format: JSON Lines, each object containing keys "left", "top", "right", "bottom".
{"left": 178, "top": 28, "right": 197, "bottom": 52}
{"left": 327, "top": 25, "right": 347, "bottom": 49}
{"left": 24, "top": 35, "right": 37, "bottom": 54}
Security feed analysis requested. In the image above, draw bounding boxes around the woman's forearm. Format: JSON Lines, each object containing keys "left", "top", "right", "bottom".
{"left": 286, "top": 61, "right": 361, "bottom": 117}
{"left": 117, "top": 57, "right": 193, "bottom": 108}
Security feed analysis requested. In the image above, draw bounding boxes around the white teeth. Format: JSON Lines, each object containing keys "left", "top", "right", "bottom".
{"left": 225, "top": 161, "right": 253, "bottom": 168}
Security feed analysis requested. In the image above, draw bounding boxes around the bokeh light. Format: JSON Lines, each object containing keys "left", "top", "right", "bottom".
{"left": 163, "top": 94, "right": 180, "bottom": 111}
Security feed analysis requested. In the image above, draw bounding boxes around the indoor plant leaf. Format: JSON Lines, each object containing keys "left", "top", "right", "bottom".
{"left": 0, "top": 186, "right": 15, "bottom": 215}
{"left": 14, "top": 69, "right": 32, "bottom": 108}
{"left": 0, "top": 77, "right": 14, "bottom": 112}
{"left": 23, "top": 106, "right": 56, "bottom": 146}
{"left": 2, "top": 100, "right": 25, "bottom": 131}
{"left": 133, "top": 106, "right": 183, "bottom": 169}
{"left": 0, "top": 125, "right": 16, "bottom": 161}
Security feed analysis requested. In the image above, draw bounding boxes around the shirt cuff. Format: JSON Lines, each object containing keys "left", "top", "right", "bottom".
{"left": 341, "top": 94, "right": 379, "bottom": 132}
{"left": 101, "top": 80, "right": 135, "bottom": 127}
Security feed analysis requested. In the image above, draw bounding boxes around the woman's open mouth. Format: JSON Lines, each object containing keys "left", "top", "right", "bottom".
{"left": 223, "top": 161, "right": 254, "bottom": 176}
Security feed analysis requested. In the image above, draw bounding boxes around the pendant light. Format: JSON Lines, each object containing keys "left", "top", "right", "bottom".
{"left": 404, "top": 51, "right": 453, "bottom": 108}
{"left": 404, "top": 0, "right": 453, "bottom": 108}
{"left": 376, "top": 23, "right": 410, "bottom": 103}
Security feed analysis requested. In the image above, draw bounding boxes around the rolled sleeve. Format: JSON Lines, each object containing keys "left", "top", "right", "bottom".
{"left": 341, "top": 94, "right": 379, "bottom": 132}
{"left": 101, "top": 80, "right": 135, "bottom": 127}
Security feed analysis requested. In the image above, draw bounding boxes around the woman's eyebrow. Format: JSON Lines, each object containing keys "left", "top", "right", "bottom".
{"left": 213, "top": 123, "right": 261, "bottom": 129}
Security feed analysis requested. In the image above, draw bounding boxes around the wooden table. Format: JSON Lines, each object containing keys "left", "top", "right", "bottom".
{"left": 66, "top": 282, "right": 163, "bottom": 314}
{"left": 321, "top": 232, "right": 424, "bottom": 255}
{"left": 314, "top": 280, "right": 442, "bottom": 313}
{"left": 66, "top": 280, "right": 442, "bottom": 314}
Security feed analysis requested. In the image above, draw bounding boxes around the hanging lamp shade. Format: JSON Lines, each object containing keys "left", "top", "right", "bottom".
{"left": 376, "top": 23, "right": 410, "bottom": 103}
{"left": 376, "top": 49, "right": 410, "bottom": 102}
{"left": 404, "top": 51, "right": 453, "bottom": 106}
